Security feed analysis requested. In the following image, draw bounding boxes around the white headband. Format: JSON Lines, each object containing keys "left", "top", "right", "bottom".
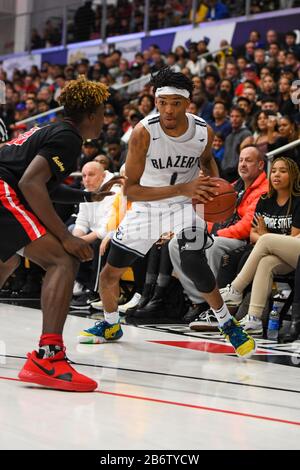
{"left": 155, "top": 86, "right": 189, "bottom": 99}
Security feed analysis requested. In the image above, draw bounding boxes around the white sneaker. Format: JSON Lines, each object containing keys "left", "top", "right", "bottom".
{"left": 91, "top": 300, "right": 104, "bottom": 311}
{"left": 220, "top": 284, "right": 243, "bottom": 306}
{"left": 119, "top": 293, "right": 142, "bottom": 314}
{"left": 73, "top": 281, "right": 85, "bottom": 297}
{"left": 240, "top": 315, "right": 263, "bottom": 335}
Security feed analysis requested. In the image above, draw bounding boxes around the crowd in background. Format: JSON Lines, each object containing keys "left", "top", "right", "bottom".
{"left": 29, "top": 0, "right": 300, "bottom": 49}
{"left": 1, "top": 24, "right": 300, "bottom": 339}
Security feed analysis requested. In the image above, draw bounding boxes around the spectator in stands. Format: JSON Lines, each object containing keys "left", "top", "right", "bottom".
{"left": 37, "top": 86, "right": 57, "bottom": 109}
{"left": 80, "top": 140, "right": 100, "bottom": 170}
{"left": 236, "top": 96, "right": 253, "bottom": 129}
{"left": 132, "top": 12, "right": 145, "bottom": 33}
{"left": 242, "top": 85, "right": 259, "bottom": 111}
{"left": 192, "top": 90, "right": 213, "bottom": 122}
{"left": 278, "top": 76, "right": 296, "bottom": 116}
{"left": 166, "top": 53, "right": 181, "bottom": 73}
{"left": 94, "top": 154, "right": 114, "bottom": 173}
{"left": 203, "top": 72, "right": 219, "bottom": 102}
{"left": 266, "top": 29, "right": 279, "bottom": 48}
{"left": 208, "top": 101, "right": 231, "bottom": 139}
{"left": 285, "top": 51, "right": 300, "bottom": 74}
{"left": 121, "top": 110, "right": 143, "bottom": 145}
{"left": 71, "top": 161, "right": 115, "bottom": 308}
{"left": 106, "top": 136, "right": 126, "bottom": 170}
{"left": 186, "top": 43, "right": 207, "bottom": 77}
{"left": 174, "top": 45, "right": 188, "bottom": 68}
{"left": 221, "top": 106, "right": 252, "bottom": 181}
{"left": 221, "top": 157, "right": 300, "bottom": 335}
{"left": 212, "top": 131, "right": 225, "bottom": 165}
{"left": 138, "top": 94, "right": 155, "bottom": 117}
{"left": 25, "top": 98, "right": 38, "bottom": 119}
{"left": 242, "top": 110, "right": 279, "bottom": 156}
{"left": 268, "top": 115, "right": 300, "bottom": 167}
{"left": 218, "top": 78, "right": 234, "bottom": 105}
{"left": 205, "top": 0, "right": 229, "bottom": 20}
{"left": 74, "top": 1, "right": 96, "bottom": 42}
{"left": 242, "top": 41, "right": 255, "bottom": 62}
{"left": 248, "top": 30, "right": 263, "bottom": 48}
{"left": 258, "top": 74, "right": 278, "bottom": 102}
{"left": 91, "top": 164, "right": 147, "bottom": 313}
{"left": 235, "top": 64, "right": 260, "bottom": 96}
{"left": 224, "top": 61, "right": 240, "bottom": 88}
{"left": 35, "top": 100, "right": 57, "bottom": 125}
{"left": 253, "top": 48, "right": 267, "bottom": 74}
{"left": 261, "top": 96, "right": 280, "bottom": 113}
{"left": 169, "top": 146, "right": 268, "bottom": 324}
{"left": 43, "top": 20, "right": 61, "bottom": 47}
{"left": 31, "top": 29, "right": 44, "bottom": 50}
{"left": 284, "top": 31, "right": 300, "bottom": 60}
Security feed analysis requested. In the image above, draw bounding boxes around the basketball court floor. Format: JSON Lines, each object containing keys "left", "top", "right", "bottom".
{"left": 1, "top": 302, "right": 300, "bottom": 450}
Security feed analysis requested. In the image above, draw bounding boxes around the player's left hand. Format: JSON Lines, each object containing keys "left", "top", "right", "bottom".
{"left": 91, "top": 175, "right": 126, "bottom": 202}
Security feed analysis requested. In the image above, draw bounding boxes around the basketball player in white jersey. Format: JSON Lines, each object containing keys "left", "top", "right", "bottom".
{"left": 78, "top": 68, "right": 256, "bottom": 358}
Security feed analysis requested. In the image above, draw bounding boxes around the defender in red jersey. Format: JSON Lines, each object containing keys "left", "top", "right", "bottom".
{"left": 0, "top": 77, "right": 123, "bottom": 392}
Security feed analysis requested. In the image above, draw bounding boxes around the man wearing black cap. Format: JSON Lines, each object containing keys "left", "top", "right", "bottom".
{"left": 80, "top": 140, "right": 100, "bottom": 170}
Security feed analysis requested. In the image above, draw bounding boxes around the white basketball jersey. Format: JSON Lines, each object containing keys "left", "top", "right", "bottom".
{"left": 137, "top": 112, "right": 208, "bottom": 207}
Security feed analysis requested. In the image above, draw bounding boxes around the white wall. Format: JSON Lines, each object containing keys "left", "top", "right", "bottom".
{"left": 0, "top": 0, "right": 16, "bottom": 14}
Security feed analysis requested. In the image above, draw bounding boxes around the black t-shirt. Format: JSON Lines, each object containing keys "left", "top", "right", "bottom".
{"left": 254, "top": 193, "right": 300, "bottom": 235}
{"left": 0, "top": 121, "right": 82, "bottom": 194}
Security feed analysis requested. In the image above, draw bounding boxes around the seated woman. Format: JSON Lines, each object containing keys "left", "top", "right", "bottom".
{"left": 267, "top": 115, "right": 300, "bottom": 168}
{"left": 241, "top": 110, "right": 279, "bottom": 158}
{"left": 220, "top": 157, "right": 300, "bottom": 335}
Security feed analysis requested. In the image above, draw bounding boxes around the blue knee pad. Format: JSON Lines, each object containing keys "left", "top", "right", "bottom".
{"left": 177, "top": 227, "right": 216, "bottom": 293}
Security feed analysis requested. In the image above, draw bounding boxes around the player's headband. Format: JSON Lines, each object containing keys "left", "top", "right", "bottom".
{"left": 155, "top": 87, "right": 190, "bottom": 99}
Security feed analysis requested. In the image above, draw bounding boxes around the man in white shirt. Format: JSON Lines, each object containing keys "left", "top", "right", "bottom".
{"left": 71, "top": 161, "right": 117, "bottom": 308}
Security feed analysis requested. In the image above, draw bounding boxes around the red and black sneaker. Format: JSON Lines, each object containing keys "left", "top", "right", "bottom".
{"left": 18, "top": 350, "right": 98, "bottom": 392}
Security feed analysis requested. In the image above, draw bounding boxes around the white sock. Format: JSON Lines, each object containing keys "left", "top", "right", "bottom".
{"left": 104, "top": 311, "right": 120, "bottom": 325}
{"left": 212, "top": 303, "right": 232, "bottom": 327}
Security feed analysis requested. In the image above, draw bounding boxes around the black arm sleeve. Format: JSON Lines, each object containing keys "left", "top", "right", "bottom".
{"left": 49, "top": 184, "right": 92, "bottom": 204}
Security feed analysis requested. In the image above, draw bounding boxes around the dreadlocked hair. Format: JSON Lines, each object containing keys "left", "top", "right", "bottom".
{"left": 266, "top": 157, "right": 300, "bottom": 214}
{"left": 150, "top": 66, "right": 194, "bottom": 98}
{"left": 58, "top": 75, "right": 110, "bottom": 123}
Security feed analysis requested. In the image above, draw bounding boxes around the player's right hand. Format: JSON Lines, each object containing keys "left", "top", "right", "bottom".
{"left": 181, "top": 175, "right": 219, "bottom": 203}
{"left": 61, "top": 233, "right": 94, "bottom": 262}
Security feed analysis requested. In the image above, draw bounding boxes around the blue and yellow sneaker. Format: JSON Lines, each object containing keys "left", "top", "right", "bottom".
{"left": 78, "top": 321, "right": 123, "bottom": 344}
{"left": 220, "top": 318, "right": 256, "bottom": 358}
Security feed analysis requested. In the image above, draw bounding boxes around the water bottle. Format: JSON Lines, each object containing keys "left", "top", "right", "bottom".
{"left": 267, "top": 305, "right": 280, "bottom": 341}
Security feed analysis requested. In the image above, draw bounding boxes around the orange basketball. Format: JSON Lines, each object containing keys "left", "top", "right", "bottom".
{"left": 193, "top": 177, "right": 237, "bottom": 223}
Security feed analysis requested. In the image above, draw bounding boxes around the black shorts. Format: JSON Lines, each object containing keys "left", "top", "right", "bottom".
{"left": 0, "top": 178, "right": 46, "bottom": 262}
{"left": 107, "top": 239, "right": 144, "bottom": 268}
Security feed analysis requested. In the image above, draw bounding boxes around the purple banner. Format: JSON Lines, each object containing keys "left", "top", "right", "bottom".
{"left": 232, "top": 13, "right": 300, "bottom": 48}
{"left": 142, "top": 33, "right": 175, "bottom": 54}
{"left": 41, "top": 49, "right": 68, "bottom": 65}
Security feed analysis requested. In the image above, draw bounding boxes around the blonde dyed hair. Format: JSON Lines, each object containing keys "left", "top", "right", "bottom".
{"left": 58, "top": 75, "right": 110, "bottom": 121}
